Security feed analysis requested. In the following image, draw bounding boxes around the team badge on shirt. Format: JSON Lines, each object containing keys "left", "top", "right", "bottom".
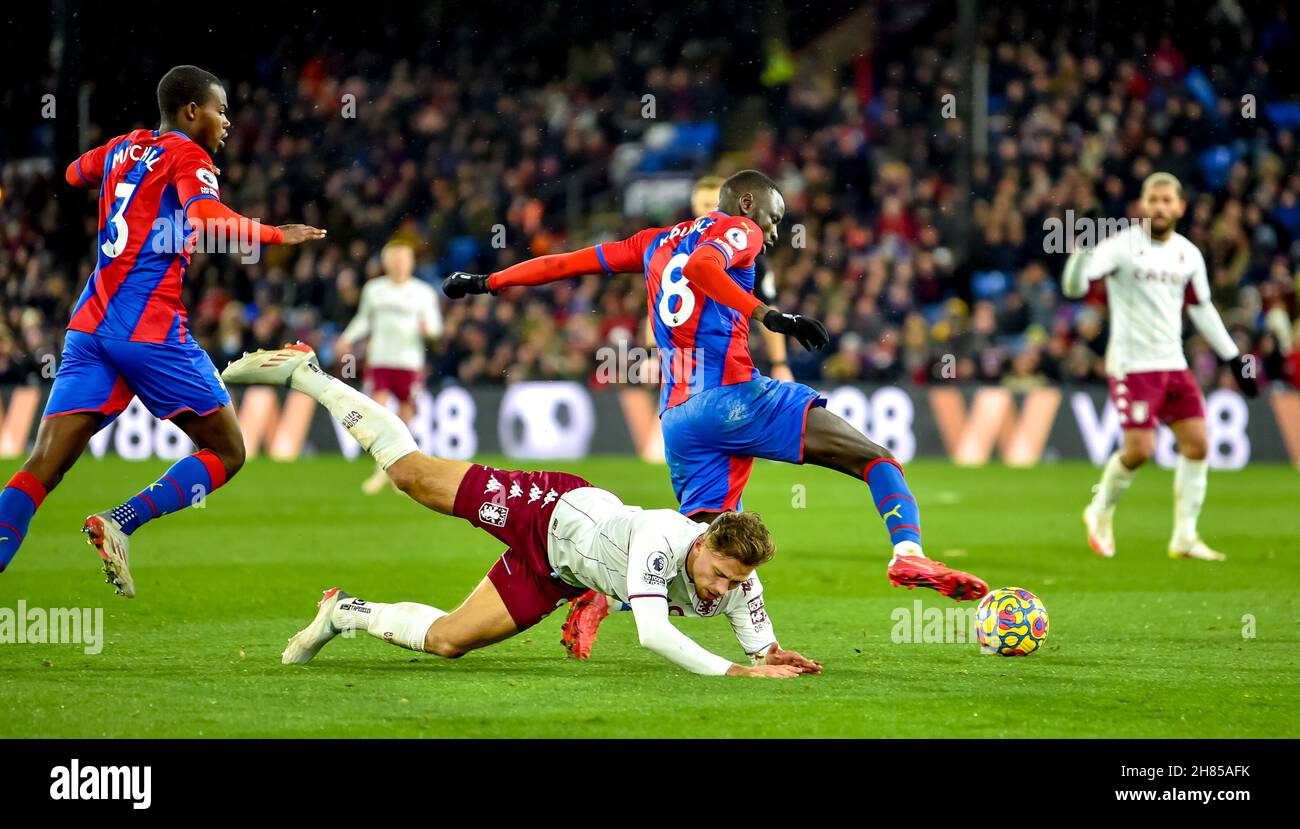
{"left": 478, "top": 503, "right": 509, "bottom": 527}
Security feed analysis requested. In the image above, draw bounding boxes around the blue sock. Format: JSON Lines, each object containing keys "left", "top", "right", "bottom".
{"left": 865, "top": 459, "right": 922, "bottom": 550}
{"left": 111, "top": 450, "right": 228, "bottom": 535}
{"left": 0, "top": 472, "right": 48, "bottom": 572}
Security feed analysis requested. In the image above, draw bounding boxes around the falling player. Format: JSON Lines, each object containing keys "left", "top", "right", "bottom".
{"left": 221, "top": 344, "right": 821, "bottom": 678}
{"left": 443, "top": 169, "right": 989, "bottom": 657}
{"left": 0, "top": 65, "right": 326, "bottom": 595}
{"left": 336, "top": 240, "right": 442, "bottom": 494}
{"left": 1063, "top": 172, "right": 1258, "bottom": 561}
{"left": 567, "top": 173, "right": 800, "bottom": 653}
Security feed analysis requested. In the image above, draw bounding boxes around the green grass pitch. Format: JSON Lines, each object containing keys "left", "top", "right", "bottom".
{"left": 1, "top": 455, "right": 1296, "bottom": 738}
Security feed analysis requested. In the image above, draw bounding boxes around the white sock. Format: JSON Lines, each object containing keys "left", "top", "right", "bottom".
{"left": 1172, "top": 455, "right": 1208, "bottom": 549}
{"left": 1092, "top": 451, "right": 1136, "bottom": 511}
{"left": 892, "top": 541, "right": 925, "bottom": 560}
{"left": 290, "top": 362, "right": 419, "bottom": 469}
{"left": 333, "top": 598, "right": 445, "bottom": 652}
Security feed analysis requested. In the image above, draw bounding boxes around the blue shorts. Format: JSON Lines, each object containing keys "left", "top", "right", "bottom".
{"left": 44, "top": 330, "right": 231, "bottom": 427}
{"left": 660, "top": 376, "right": 826, "bottom": 515}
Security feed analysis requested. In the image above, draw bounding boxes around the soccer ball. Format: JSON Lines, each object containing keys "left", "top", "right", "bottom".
{"left": 976, "top": 587, "right": 1049, "bottom": 656}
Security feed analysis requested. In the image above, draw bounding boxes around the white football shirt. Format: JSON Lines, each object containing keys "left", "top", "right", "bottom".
{"left": 340, "top": 276, "right": 442, "bottom": 371}
{"left": 1081, "top": 226, "right": 1216, "bottom": 376}
{"left": 546, "top": 487, "right": 776, "bottom": 657}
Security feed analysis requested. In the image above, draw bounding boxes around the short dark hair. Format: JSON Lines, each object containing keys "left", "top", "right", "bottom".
{"left": 719, "top": 169, "right": 780, "bottom": 205}
{"left": 157, "top": 65, "right": 222, "bottom": 119}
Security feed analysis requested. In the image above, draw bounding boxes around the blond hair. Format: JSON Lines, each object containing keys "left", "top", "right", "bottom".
{"left": 693, "top": 175, "right": 726, "bottom": 195}
{"left": 702, "top": 511, "right": 776, "bottom": 568}
{"left": 1141, "top": 172, "right": 1183, "bottom": 200}
{"left": 382, "top": 239, "right": 415, "bottom": 256}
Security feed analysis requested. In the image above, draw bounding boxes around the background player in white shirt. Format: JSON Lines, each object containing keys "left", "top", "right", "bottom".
{"left": 1062, "top": 172, "right": 1258, "bottom": 561}
{"left": 337, "top": 240, "right": 443, "bottom": 494}
{"left": 220, "top": 344, "right": 821, "bottom": 678}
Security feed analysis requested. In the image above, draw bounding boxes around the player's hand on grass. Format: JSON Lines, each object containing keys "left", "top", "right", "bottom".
{"left": 1226, "top": 355, "right": 1259, "bottom": 398}
{"left": 762, "top": 310, "right": 830, "bottom": 351}
{"left": 443, "top": 271, "right": 493, "bottom": 299}
{"left": 278, "top": 224, "right": 327, "bottom": 245}
{"left": 760, "top": 643, "right": 822, "bottom": 674}
{"left": 727, "top": 662, "right": 803, "bottom": 678}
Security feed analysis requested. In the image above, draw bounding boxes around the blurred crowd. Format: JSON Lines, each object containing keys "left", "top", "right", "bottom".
{"left": 2, "top": 2, "right": 1299, "bottom": 393}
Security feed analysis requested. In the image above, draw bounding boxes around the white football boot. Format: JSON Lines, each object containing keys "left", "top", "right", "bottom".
{"left": 83, "top": 513, "right": 136, "bottom": 598}
{"left": 1083, "top": 498, "right": 1116, "bottom": 558}
{"left": 221, "top": 342, "right": 318, "bottom": 387}
{"left": 1169, "top": 539, "right": 1226, "bottom": 562}
{"left": 283, "top": 587, "right": 350, "bottom": 664}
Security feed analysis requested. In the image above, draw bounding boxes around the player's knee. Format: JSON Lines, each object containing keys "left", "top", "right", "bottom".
{"left": 22, "top": 453, "right": 72, "bottom": 493}
{"left": 1180, "top": 438, "right": 1208, "bottom": 461}
{"left": 220, "top": 443, "right": 246, "bottom": 478}
{"left": 867, "top": 442, "right": 894, "bottom": 462}
{"left": 1121, "top": 443, "right": 1153, "bottom": 467}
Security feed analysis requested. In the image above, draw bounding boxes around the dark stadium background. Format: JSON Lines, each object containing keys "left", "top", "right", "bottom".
{"left": 2, "top": 0, "right": 1297, "bottom": 400}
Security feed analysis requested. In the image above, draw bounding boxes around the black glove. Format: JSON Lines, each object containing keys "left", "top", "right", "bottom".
{"left": 1225, "top": 354, "right": 1259, "bottom": 398}
{"left": 763, "top": 310, "right": 830, "bottom": 351}
{"left": 442, "top": 272, "right": 493, "bottom": 299}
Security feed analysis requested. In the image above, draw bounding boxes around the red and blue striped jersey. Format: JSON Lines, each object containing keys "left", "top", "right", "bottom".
{"left": 67, "top": 128, "right": 222, "bottom": 344}
{"left": 597, "top": 211, "right": 763, "bottom": 412}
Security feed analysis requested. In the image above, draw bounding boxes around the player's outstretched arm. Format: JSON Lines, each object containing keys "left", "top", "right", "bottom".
{"left": 628, "top": 596, "right": 800, "bottom": 677}
{"left": 276, "top": 224, "right": 329, "bottom": 245}
{"left": 681, "top": 245, "right": 830, "bottom": 351}
{"left": 444, "top": 226, "right": 666, "bottom": 299}
{"left": 186, "top": 199, "right": 325, "bottom": 247}
{"left": 443, "top": 247, "right": 607, "bottom": 298}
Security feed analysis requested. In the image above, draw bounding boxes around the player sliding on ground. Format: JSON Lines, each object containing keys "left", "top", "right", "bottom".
{"left": 1063, "top": 172, "right": 1258, "bottom": 561}
{"left": 220, "top": 345, "right": 821, "bottom": 678}
{"left": 442, "top": 169, "right": 988, "bottom": 657}
{"left": 0, "top": 65, "right": 325, "bottom": 595}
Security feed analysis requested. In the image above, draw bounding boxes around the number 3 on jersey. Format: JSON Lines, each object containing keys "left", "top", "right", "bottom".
{"left": 657, "top": 252, "right": 695, "bottom": 328}
{"left": 100, "top": 182, "right": 138, "bottom": 259}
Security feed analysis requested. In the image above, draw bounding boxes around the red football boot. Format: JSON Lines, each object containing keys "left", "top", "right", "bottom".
{"left": 887, "top": 555, "right": 988, "bottom": 602}
{"left": 560, "top": 590, "right": 610, "bottom": 659}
